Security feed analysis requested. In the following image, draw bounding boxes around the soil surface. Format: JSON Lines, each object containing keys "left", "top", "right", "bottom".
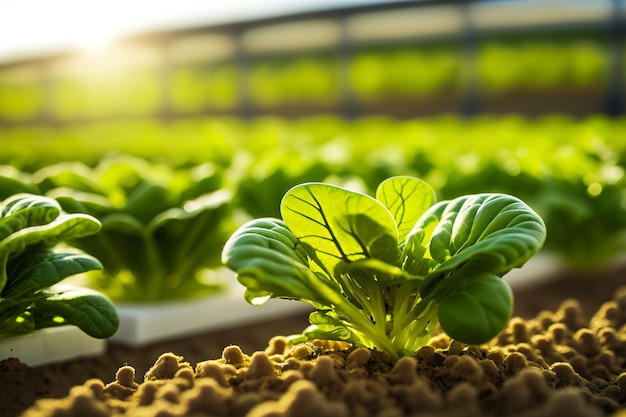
{"left": 2, "top": 260, "right": 626, "bottom": 417}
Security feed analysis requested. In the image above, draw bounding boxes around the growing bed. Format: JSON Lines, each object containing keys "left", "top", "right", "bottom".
{"left": 2, "top": 259, "right": 625, "bottom": 417}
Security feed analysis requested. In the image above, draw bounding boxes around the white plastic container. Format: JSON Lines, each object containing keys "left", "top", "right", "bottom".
{"left": 503, "top": 252, "right": 565, "bottom": 289}
{"left": 110, "top": 273, "right": 312, "bottom": 347}
{"left": 0, "top": 326, "right": 106, "bottom": 366}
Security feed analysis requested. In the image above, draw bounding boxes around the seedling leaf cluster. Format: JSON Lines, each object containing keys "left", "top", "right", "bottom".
{"left": 223, "top": 176, "right": 546, "bottom": 360}
{"left": 1, "top": 116, "right": 622, "bottom": 269}
{"left": 35, "top": 155, "right": 234, "bottom": 302}
{"left": 0, "top": 194, "right": 119, "bottom": 339}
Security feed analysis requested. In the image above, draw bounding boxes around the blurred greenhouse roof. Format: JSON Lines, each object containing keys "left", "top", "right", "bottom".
{"left": 0, "top": 0, "right": 414, "bottom": 63}
{"left": 0, "top": 0, "right": 622, "bottom": 121}
{"left": 0, "top": 0, "right": 620, "bottom": 64}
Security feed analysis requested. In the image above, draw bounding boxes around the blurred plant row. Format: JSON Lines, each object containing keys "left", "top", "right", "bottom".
{"left": 0, "top": 35, "right": 617, "bottom": 122}
{"left": 2, "top": 114, "right": 626, "bottom": 302}
{"left": 1, "top": 155, "right": 234, "bottom": 303}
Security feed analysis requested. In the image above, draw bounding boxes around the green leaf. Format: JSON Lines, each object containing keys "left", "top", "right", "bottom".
{"left": 334, "top": 257, "right": 419, "bottom": 286}
{"left": 52, "top": 190, "right": 114, "bottom": 220}
{"left": 5, "top": 251, "right": 102, "bottom": 298}
{"left": 417, "top": 193, "right": 546, "bottom": 295}
{"left": 376, "top": 176, "right": 436, "bottom": 243}
{"left": 222, "top": 218, "right": 333, "bottom": 306}
{"left": 0, "top": 196, "right": 101, "bottom": 293}
{"left": 33, "top": 285, "right": 119, "bottom": 339}
{"left": 296, "top": 310, "right": 364, "bottom": 346}
{"left": 96, "top": 154, "right": 151, "bottom": 194}
{"left": 177, "top": 163, "right": 223, "bottom": 202}
{"left": 54, "top": 194, "right": 150, "bottom": 286}
{"left": 151, "top": 190, "right": 232, "bottom": 275}
{"left": 32, "top": 162, "right": 101, "bottom": 194}
{"left": 280, "top": 182, "right": 399, "bottom": 277}
{"left": 0, "top": 298, "right": 37, "bottom": 337}
{"left": 95, "top": 214, "right": 156, "bottom": 284}
{"left": 399, "top": 230, "right": 429, "bottom": 276}
{"left": 125, "top": 182, "right": 173, "bottom": 225}
{"left": 437, "top": 271, "right": 513, "bottom": 345}
{"left": 0, "top": 212, "right": 102, "bottom": 261}
{"left": 0, "top": 167, "right": 38, "bottom": 200}
{"left": 0, "top": 194, "right": 61, "bottom": 241}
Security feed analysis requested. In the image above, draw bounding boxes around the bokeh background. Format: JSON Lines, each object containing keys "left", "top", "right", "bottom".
{"left": 1, "top": 0, "right": 622, "bottom": 127}
{"left": 0, "top": 0, "right": 625, "bottom": 270}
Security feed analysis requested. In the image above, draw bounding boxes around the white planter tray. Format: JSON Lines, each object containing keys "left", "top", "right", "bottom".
{"left": 110, "top": 277, "right": 312, "bottom": 347}
{"left": 0, "top": 326, "right": 106, "bottom": 367}
{"left": 503, "top": 252, "right": 565, "bottom": 289}
{"left": 108, "top": 254, "right": 573, "bottom": 347}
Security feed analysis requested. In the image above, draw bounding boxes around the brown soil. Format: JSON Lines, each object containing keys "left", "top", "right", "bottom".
{"left": 2, "top": 262, "right": 626, "bottom": 417}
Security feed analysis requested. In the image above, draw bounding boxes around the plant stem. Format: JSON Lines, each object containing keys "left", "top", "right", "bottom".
{"left": 316, "top": 277, "right": 400, "bottom": 360}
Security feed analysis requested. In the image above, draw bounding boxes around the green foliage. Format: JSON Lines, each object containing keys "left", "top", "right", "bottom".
{"left": 0, "top": 166, "right": 39, "bottom": 200}
{"left": 1, "top": 115, "right": 625, "bottom": 268}
{"left": 51, "top": 69, "right": 161, "bottom": 120}
{"left": 0, "top": 194, "right": 118, "bottom": 339}
{"left": 350, "top": 44, "right": 465, "bottom": 99}
{"left": 234, "top": 152, "right": 334, "bottom": 219}
{"left": 477, "top": 36, "right": 609, "bottom": 92}
{"left": 531, "top": 178, "right": 626, "bottom": 269}
{"left": 168, "top": 63, "right": 239, "bottom": 112}
{"left": 248, "top": 54, "right": 341, "bottom": 107}
{"left": 223, "top": 176, "right": 546, "bottom": 360}
{"left": 0, "top": 34, "right": 612, "bottom": 124}
{"left": 34, "top": 155, "right": 234, "bottom": 302}
{"left": 0, "top": 82, "right": 43, "bottom": 122}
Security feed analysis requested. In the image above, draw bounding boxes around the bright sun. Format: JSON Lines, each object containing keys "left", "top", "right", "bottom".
{"left": 0, "top": 0, "right": 142, "bottom": 58}
{"left": 0, "top": 0, "right": 315, "bottom": 61}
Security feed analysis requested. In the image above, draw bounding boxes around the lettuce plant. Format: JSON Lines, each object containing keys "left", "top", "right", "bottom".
{"left": 0, "top": 194, "right": 118, "bottom": 339}
{"left": 35, "top": 155, "right": 234, "bottom": 302}
{"left": 223, "top": 176, "right": 546, "bottom": 360}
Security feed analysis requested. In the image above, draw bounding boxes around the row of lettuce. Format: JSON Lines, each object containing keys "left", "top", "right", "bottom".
{"left": 0, "top": 35, "right": 616, "bottom": 122}
{"left": 2, "top": 113, "right": 625, "bottom": 339}
{"left": 4, "top": 112, "right": 626, "bottom": 264}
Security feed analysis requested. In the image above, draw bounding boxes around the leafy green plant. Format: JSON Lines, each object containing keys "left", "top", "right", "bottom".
{"left": 0, "top": 165, "right": 38, "bottom": 200}
{"left": 0, "top": 194, "right": 118, "bottom": 339}
{"left": 35, "top": 155, "right": 234, "bottom": 302}
{"left": 350, "top": 44, "right": 464, "bottom": 100}
{"left": 248, "top": 54, "right": 340, "bottom": 107}
{"left": 1, "top": 115, "right": 623, "bottom": 269}
{"left": 0, "top": 80, "right": 43, "bottom": 122}
{"left": 477, "top": 36, "right": 609, "bottom": 93}
{"left": 168, "top": 63, "right": 239, "bottom": 112}
{"left": 223, "top": 176, "right": 546, "bottom": 360}
{"left": 51, "top": 68, "right": 161, "bottom": 121}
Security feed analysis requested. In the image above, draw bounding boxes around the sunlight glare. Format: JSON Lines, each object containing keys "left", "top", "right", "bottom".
{"left": 72, "top": 20, "right": 118, "bottom": 51}
{"left": 0, "top": 0, "right": 139, "bottom": 57}
{"left": 54, "top": 1, "right": 130, "bottom": 51}
{"left": 0, "top": 0, "right": 363, "bottom": 60}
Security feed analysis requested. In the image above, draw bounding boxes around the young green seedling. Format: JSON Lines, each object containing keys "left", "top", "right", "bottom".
{"left": 222, "top": 176, "right": 546, "bottom": 361}
{"left": 0, "top": 194, "right": 119, "bottom": 339}
{"left": 34, "top": 156, "right": 233, "bottom": 302}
